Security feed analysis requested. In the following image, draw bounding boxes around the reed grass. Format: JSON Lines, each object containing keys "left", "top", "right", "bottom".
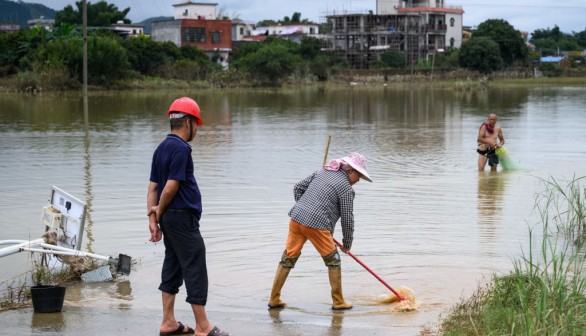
{"left": 0, "top": 281, "right": 30, "bottom": 312}
{"left": 439, "top": 176, "right": 586, "bottom": 335}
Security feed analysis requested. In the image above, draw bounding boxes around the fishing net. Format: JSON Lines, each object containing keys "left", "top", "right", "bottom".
{"left": 495, "top": 147, "right": 521, "bottom": 171}
{"left": 376, "top": 286, "right": 418, "bottom": 311}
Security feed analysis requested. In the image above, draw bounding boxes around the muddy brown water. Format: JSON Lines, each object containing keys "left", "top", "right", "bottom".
{"left": 1, "top": 86, "right": 585, "bottom": 335}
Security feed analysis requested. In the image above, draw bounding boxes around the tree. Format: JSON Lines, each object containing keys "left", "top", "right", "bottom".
{"left": 459, "top": 36, "right": 503, "bottom": 74}
{"left": 380, "top": 50, "right": 406, "bottom": 68}
{"left": 231, "top": 38, "right": 301, "bottom": 86}
{"left": 309, "top": 52, "right": 348, "bottom": 81}
{"left": 0, "top": 30, "right": 29, "bottom": 74}
{"left": 531, "top": 25, "right": 582, "bottom": 54}
{"left": 257, "top": 19, "right": 277, "bottom": 27}
{"left": 531, "top": 25, "right": 564, "bottom": 42}
{"left": 474, "top": 19, "right": 528, "bottom": 65}
{"left": 123, "top": 35, "right": 177, "bottom": 75}
{"left": 55, "top": 0, "right": 131, "bottom": 27}
{"left": 257, "top": 12, "right": 310, "bottom": 26}
{"left": 291, "top": 12, "right": 302, "bottom": 23}
{"left": 574, "top": 29, "right": 586, "bottom": 48}
{"left": 299, "top": 36, "right": 321, "bottom": 59}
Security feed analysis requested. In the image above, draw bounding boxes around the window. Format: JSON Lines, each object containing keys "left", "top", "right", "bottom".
{"left": 310, "top": 27, "right": 315, "bottom": 34}
{"left": 240, "top": 27, "right": 244, "bottom": 35}
{"left": 450, "top": 18, "right": 455, "bottom": 27}
{"left": 183, "top": 27, "right": 206, "bottom": 43}
{"left": 211, "top": 31, "right": 221, "bottom": 44}
{"left": 450, "top": 37, "right": 455, "bottom": 47}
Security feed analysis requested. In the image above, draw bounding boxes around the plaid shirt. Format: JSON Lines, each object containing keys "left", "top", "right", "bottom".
{"left": 288, "top": 169, "right": 355, "bottom": 249}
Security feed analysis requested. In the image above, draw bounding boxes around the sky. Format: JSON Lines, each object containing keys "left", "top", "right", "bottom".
{"left": 42, "top": 0, "right": 586, "bottom": 36}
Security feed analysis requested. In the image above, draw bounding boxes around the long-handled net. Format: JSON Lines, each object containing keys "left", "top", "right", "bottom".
{"left": 324, "top": 136, "right": 418, "bottom": 311}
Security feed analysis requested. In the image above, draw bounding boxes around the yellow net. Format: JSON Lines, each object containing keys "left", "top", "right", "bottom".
{"left": 495, "top": 147, "right": 521, "bottom": 171}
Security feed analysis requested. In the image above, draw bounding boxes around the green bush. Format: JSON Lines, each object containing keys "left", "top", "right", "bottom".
{"left": 380, "top": 50, "right": 406, "bottom": 68}
{"left": 539, "top": 62, "right": 563, "bottom": 77}
{"left": 459, "top": 36, "right": 503, "bottom": 74}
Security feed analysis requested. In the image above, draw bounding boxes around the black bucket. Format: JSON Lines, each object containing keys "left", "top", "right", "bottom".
{"left": 31, "top": 285, "right": 66, "bottom": 313}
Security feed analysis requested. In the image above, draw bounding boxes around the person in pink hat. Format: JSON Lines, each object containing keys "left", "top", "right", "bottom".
{"left": 268, "top": 152, "right": 372, "bottom": 310}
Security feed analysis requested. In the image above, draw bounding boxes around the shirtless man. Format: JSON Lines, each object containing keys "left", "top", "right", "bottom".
{"left": 477, "top": 113, "right": 505, "bottom": 171}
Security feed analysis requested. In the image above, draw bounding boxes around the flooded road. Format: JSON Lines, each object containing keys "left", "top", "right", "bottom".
{"left": 1, "top": 86, "right": 585, "bottom": 335}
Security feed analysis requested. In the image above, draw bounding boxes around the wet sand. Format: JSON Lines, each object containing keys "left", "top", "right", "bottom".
{"left": 2, "top": 301, "right": 425, "bottom": 336}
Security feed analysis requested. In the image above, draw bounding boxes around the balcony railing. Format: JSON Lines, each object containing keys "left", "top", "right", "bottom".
{"left": 425, "top": 24, "right": 447, "bottom": 31}
{"left": 402, "top": 3, "right": 463, "bottom": 10}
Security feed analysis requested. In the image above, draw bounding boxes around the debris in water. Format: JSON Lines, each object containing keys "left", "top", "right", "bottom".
{"left": 42, "top": 231, "right": 99, "bottom": 276}
{"left": 377, "top": 286, "right": 418, "bottom": 311}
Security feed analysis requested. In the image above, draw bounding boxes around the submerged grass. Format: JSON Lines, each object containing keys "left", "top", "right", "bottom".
{"left": 439, "top": 176, "right": 586, "bottom": 336}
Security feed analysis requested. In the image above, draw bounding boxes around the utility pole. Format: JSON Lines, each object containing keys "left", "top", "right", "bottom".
{"left": 82, "top": 0, "right": 88, "bottom": 98}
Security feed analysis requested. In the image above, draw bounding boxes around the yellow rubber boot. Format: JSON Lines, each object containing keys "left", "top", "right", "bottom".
{"left": 268, "top": 264, "right": 290, "bottom": 309}
{"left": 329, "top": 268, "right": 353, "bottom": 310}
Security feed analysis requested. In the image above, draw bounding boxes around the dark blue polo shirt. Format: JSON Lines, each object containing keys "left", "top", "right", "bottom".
{"left": 150, "top": 134, "right": 202, "bottom": 221}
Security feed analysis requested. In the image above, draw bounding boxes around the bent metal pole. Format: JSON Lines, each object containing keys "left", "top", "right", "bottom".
{"left": 333, "top": 238, "right": 405, "bottom": 301}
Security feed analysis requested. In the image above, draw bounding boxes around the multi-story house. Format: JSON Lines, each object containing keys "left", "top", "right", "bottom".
{"left": 323, "top": 0, "right": 463, "bottom": 68}
{"left": 380, "top": 0, "right": 464, "bottom": 51}
{"left": 151, "top": 1, "right": 232, "bottom": 67}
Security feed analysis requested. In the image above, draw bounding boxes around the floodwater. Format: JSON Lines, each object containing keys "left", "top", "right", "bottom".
{"left": 1, "top": 86, "right": 585, "bottom": 335}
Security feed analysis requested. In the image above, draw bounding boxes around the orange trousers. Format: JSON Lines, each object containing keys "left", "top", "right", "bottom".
{"left": 285, "top": 219, "right": 335, "bottom": 257}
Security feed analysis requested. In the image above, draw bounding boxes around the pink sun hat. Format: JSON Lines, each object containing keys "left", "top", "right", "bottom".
{"left": 341, "top": 152, "right": 372, "bottom": 182}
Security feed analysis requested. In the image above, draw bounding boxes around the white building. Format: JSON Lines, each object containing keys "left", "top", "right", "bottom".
{"left": 250, "top": 23, "right": 320, "bottom": 43}
{"left": 231, "top": 19, "right": 254, "bottom": 41}
{"left": 377, "top": 0, "right": 464, "bottom": 50}
{"left": 27, "top": 16, "right": 55, "bottom": 30}
{"left": 111, "top": 21, "right": 144, "bottom": 38}
{"left": 173, "top": 1, "right": 217, "bottom": 20}
{"left": 152, "top": 2, "right": 232, "bottom": 68}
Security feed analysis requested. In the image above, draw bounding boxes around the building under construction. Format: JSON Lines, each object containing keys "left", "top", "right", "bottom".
{"left": 321, "top": 1, "right": 464, "bottom": 69}
{"left": 322, "top": 12, "right": 426, "bottom": 69}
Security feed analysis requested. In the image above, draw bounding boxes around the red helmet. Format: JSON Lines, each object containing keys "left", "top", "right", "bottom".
{"left": 167, "top": 97, "right": 204, "bottom": 126}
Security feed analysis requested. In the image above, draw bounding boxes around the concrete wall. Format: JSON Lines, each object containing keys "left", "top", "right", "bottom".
{"left": 377, "top": 0, "right": 400, "bottom": 14}
{"left": 445, "top": 13, "right": 462, "bottom": 48}
{"left": 151, "top": 20, "right": 182, "bottom": 46}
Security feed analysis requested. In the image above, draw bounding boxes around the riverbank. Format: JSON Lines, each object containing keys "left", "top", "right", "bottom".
{"left": 439, "top": 177, "right": 586, "bottom": 335}
{"left": 2, "top": 69, "right": 586, "bottom": 94}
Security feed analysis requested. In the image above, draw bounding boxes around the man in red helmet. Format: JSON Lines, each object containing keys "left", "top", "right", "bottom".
{"left": 147, "top": 97, "right": 231, "bottom": 336}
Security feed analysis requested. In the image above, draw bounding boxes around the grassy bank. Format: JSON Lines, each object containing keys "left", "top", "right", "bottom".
{"left": 438, "top": 177, "right": 586, "bottom": 335}
{"left": 2, "top": 70, "right": 586, "bottom": 94}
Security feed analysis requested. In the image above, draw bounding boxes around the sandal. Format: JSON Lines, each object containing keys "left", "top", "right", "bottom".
{"left": 207, "top": 325, "right": 231, "bottom": 336}
{"left": 159, "top": 321, "right": 194, "bottom": 336}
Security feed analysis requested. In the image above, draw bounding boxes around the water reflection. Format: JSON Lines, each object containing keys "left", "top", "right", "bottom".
{"left": 477, "top": 171, "right": 508, "bottom": 240}
{"left": 83, "top": 97, "right": 95, "bottom": 253}
{"left": 329, "top": 311, "right": 345, "bottom": 336}
{"left": 64, "top": 280, "right": 133, "bottom": 310}
{"left": 31, "top": 312, "right": 65, "bottom": 332}
{"left": 112, "top": 280, "right": 133, "bottom": 310}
